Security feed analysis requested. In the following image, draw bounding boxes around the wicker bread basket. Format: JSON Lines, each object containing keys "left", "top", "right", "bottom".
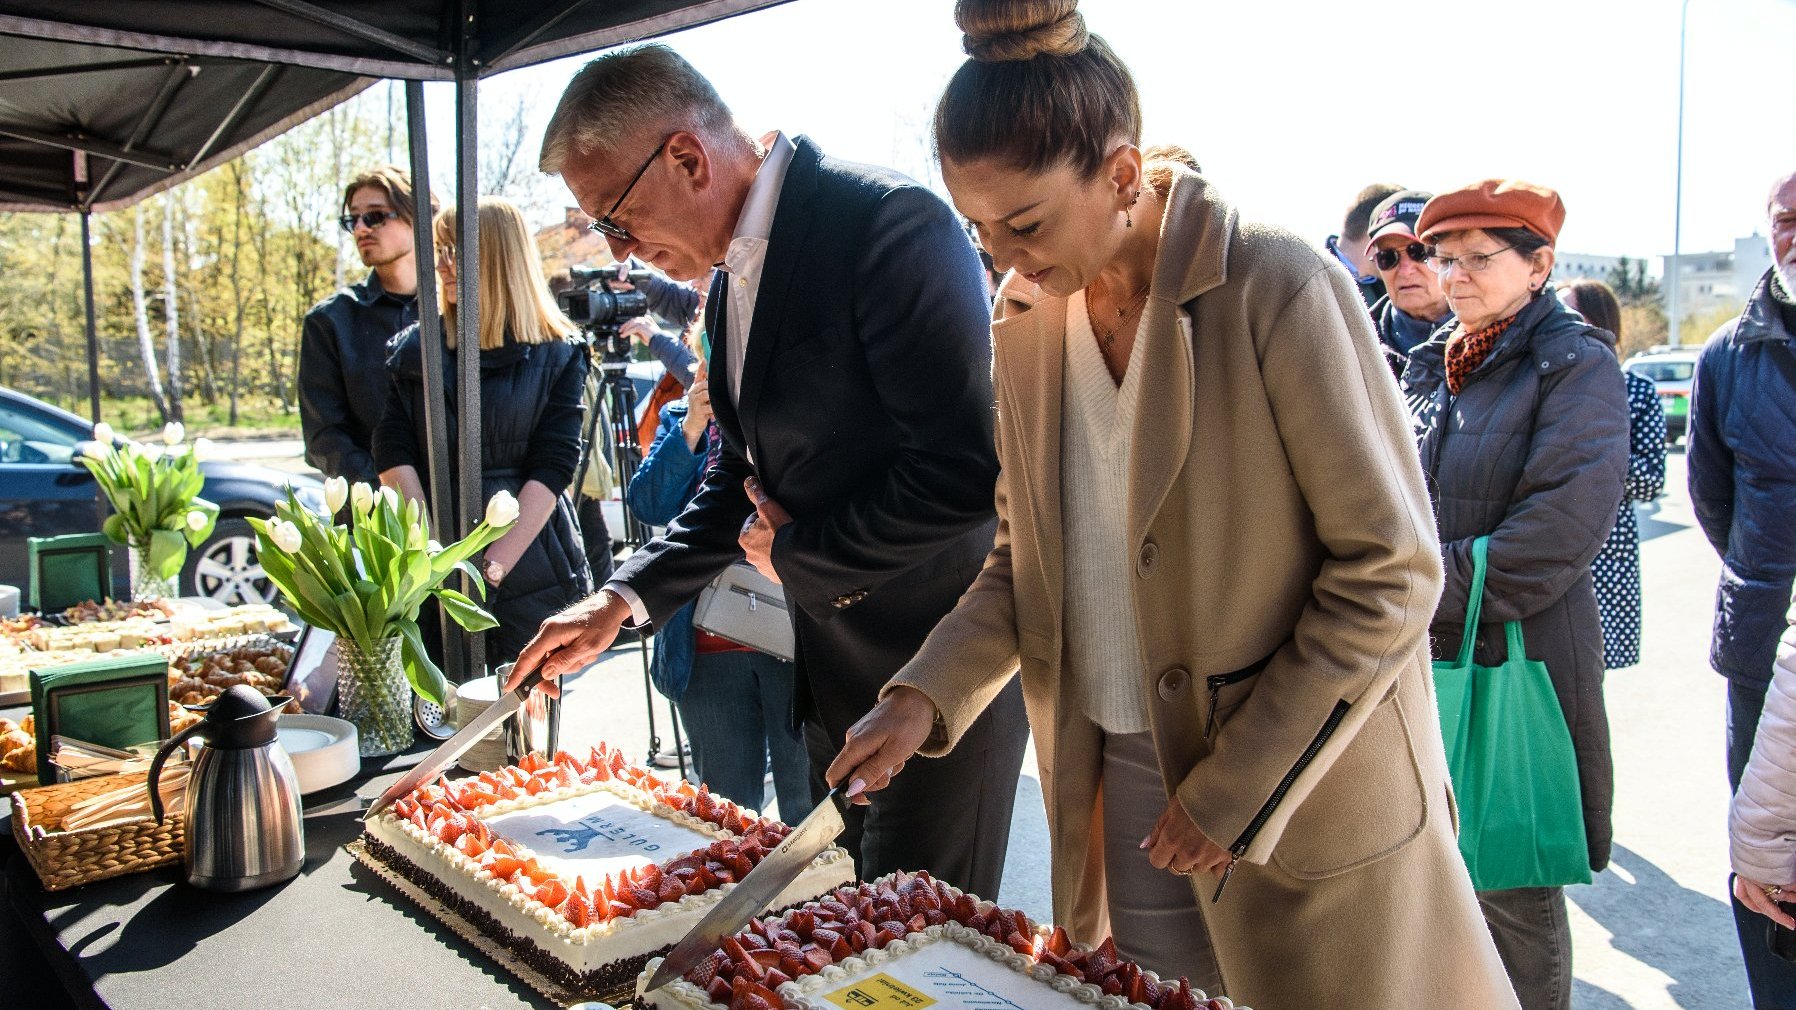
{"left": 12, "top": 771, "right": 184, "bottom": 891}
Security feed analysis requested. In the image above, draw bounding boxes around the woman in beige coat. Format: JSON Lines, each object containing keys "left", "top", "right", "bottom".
{"left": 827, "top": 3, "right": 1519, "bottom": 1008}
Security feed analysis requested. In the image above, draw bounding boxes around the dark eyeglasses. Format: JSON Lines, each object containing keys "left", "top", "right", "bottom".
{"left": 1373, "top": 242, "right": 1429, "bottom": 272}
{"left": 339, "top": 209, "right": 398, "bottom": 233}
{"left": 588, "top": 138, "right": 669, "bottom": 243}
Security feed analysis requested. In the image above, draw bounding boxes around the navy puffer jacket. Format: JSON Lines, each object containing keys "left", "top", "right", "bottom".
{"left": 1688, "top": 270, "right": 1796, "bottom": 689}
{"left": 1403, "top": 289, "right": 1630, "bottom": 872}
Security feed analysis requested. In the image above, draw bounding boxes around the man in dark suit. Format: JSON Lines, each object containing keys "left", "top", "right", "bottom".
{"left": 510, "top": 44, "right": 1028, "bottom": 899}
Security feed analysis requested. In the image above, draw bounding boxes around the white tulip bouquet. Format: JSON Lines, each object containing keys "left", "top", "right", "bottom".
{"left": 79, "top": 421, "right": 220, "bottom": 594}
{"left": 249, "top": 480, "right": 519, "bottom": 707}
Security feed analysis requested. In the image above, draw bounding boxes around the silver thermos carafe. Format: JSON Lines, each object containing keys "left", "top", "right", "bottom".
{"left": 148, "top": 684, "right": 305, "bottom": 891}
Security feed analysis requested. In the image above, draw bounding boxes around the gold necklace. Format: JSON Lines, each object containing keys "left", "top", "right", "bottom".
{"left": 1087, "top": 281, "right": 1151, "bottom": 347}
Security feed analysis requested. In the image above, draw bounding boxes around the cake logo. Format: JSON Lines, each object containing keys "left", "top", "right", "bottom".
{"left": 825, "top": 973, "right": 936, "bottom": 1010}
{"left": 537, "top": 813, "right": 665, "bottom": 855}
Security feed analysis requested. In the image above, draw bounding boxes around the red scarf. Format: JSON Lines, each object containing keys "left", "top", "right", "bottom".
{"left": 1445, "top": 314, "right": 1519, "bottom": 395}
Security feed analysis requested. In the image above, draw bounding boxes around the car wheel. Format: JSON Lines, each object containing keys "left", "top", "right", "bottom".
{"left": 184, "top": 516, "right": 276, "bottom": 604}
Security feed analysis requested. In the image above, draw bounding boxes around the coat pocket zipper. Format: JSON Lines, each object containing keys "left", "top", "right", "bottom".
{"left": 1204, "top": 663, "right": 1267, "bottom": 740}
{"left": 1212, "top": 698, "right": 1351, "bottom": 903}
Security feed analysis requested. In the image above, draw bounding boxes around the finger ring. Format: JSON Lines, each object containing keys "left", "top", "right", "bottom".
{"left": 1768, "top": 885, "right": 1786, "bottom": 902}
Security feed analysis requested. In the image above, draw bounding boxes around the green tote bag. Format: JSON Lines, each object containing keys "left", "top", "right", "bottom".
{"left": 1434, "top": 536, "right": 1592, "bottom": 891}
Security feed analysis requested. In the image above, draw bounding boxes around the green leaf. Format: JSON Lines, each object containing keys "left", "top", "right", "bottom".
{"left": 397, "top": 621, "right": 448, "bottom": 707}
{"left": 355, "top": 579, "right": 389, "bottom": 639}
{"left": 333, "top": 589, "right": 370, "bottom": 648}
{"left": 101, "top": 513, "right": 127, "bottom": 545}
{"left": 148, "top": 528, "right": 186, "bottom": 579}
{"left": 433, "top": 586, "right": 499, "bottom": 632}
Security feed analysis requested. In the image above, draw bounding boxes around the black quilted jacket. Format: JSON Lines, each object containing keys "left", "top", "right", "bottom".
{"left": 1402, "top": 289, "right": 1630, "bottom": 874}
{"left": 374, "top": 326, "right": 594, "bottom": 664}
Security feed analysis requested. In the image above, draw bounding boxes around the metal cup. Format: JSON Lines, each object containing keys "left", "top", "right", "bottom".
{"left": 494, "top": 662, "right": 560, "bottom": 763}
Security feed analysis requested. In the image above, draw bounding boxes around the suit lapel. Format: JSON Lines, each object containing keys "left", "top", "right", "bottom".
{"left": 736, "top": 137, "right": 821, "bottom": 459}
{"left": 704, "top": 269, "right": 749, "bottom": 457}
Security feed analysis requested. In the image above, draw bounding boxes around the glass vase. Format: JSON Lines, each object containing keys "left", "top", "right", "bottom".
{"left": 128, "top": 540, "right": 179, "bottom": 602}
{"left": 336, "top": 636, "right": 413, "bottom": 757}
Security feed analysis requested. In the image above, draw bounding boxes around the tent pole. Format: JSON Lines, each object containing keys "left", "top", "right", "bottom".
{"left": 405, "top": 79, "right": 465, "bottom": 683}
{"left": 454, "top": 4, "right": 485, "bottom": 679}
{"left": 80, "top": 209, "right": 101, "bottom": 424}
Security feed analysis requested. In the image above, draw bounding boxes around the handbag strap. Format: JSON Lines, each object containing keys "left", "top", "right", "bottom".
{"left": 1454, "top": 535, "right": 1531, "bottom": 665}
{"left": 1454, "top": 536, "right": 1490, "bottom": 667}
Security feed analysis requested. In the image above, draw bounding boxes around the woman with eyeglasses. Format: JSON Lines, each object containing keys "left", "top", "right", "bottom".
{"left": 1401, "top": 180, "right": 1630, "bottom": 1010}
{"left": 374, "top": 196, "right": 594, "bottom": 665}
{"left": 1364, "top": 189, "right": 1453, "bottom": 378}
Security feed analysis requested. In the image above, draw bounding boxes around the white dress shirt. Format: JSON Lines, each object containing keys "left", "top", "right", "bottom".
{"left": 607, "top": 132, "right": 797, "bottom": 628}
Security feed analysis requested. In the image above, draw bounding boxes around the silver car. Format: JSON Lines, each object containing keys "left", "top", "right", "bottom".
{"left": 1624, "top": 348, "right": 1699, "bottom": 444}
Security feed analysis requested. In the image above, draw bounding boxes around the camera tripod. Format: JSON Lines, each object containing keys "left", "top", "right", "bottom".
{"left": 580, "top": 335, "right": 689, "bottom": 780}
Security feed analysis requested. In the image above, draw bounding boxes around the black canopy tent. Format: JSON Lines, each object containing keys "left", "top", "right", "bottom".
{"left": 0, "top": 34, "right": 376, "bottom": 422}
{"left": 0, "top": 0, "right": 792, "bottom": 682}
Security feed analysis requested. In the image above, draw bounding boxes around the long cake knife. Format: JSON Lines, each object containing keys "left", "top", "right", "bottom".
{"left": 644, "top": 788, "right": 845, "bottom": 992}
{"left": 363, "top": 670, "right": 540, "bottom": 821}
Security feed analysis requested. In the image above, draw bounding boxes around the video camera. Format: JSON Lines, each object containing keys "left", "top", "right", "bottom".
{"left": 558, "top": 264, "right": 653, "bottom": 371}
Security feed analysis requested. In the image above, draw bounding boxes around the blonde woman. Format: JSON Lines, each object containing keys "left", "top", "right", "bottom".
{"left": 374, "top": 196, "right": 593, "bottom": 663}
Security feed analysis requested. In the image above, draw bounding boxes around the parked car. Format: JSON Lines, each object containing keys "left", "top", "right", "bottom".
{"left": 1625, "top": 348, "right": 1699, "bottom": 443}
{"left": 0, "top": 387, "right": 326, "bottom": 604}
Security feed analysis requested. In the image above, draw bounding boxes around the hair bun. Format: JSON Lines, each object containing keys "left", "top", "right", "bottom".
{"left": 957, "top": 0, "right": 1088, "bottom": 62}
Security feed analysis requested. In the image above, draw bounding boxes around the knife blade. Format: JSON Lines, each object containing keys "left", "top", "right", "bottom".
{"left": 363, "top": 670, "right": 541, "bottom": 821}
{"left": 645, "top": 788, "right": 846, "bottom": 993}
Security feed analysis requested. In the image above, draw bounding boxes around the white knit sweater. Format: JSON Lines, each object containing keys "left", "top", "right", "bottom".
{"left": 1061, "top": 290, "right": 1150, "bottom": 734}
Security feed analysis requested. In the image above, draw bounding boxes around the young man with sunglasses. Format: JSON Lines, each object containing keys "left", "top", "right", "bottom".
{"left": 1364, "top": 189, "right": 1454, "bottom": 378}
{"left": 299, "top": 165, "right": 438, "bottom": 485}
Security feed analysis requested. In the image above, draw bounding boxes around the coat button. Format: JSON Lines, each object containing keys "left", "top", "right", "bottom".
{"left": 1157, "top": 667, "right": 1190, "bottom": 701}
{"left": 1137, "top": 539, "right": 1159, "bottom": 578}
{"left": 832, "top": 595, "right": 850, "bottom": 609}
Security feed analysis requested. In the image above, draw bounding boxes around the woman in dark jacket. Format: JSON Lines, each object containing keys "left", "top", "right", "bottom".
{"left": 1561, "top": 279, "right": 1666, "bottom": 670}
{"left": 375, "top": 197, "right": 592, "bottom": 664}
{"left": 1402, "top": 180, "right": 1629, "bottom": 1010}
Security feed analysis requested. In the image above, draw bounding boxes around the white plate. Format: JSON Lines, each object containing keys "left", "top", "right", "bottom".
{"left": 277, "top": 714, "right": 359, "bottom": 795}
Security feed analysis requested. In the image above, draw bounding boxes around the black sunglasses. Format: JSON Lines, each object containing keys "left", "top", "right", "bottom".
{"left": 588, "top": 138, "right": 669, "bottom": 243}
{"left": 1373, "top": 242, "right": 1429, "bottom": 272}
{"left": 339, "top": 209, "right": 398, "bottom": 233}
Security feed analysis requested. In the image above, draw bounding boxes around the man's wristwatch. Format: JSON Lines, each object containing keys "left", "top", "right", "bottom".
{"left": 482, "top": 558, "right": 508, "bottom": 585}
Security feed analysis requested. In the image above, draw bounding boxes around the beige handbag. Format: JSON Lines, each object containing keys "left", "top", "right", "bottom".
{"left": 692, "top": 563, "right": 794, "bottom": 661}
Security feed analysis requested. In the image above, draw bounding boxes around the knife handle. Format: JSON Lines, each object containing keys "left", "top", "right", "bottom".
{"left": 511, "top": 669, "right": 544, "bottom": 697}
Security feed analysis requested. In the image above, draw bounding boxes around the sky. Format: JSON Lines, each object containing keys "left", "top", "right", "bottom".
{"left": 412, "top": 0, "right": 1796, "bottom": 268}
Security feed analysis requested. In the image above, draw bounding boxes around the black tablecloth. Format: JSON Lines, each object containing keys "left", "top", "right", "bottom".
{"left": 3, "top": 735, "right": 551, "bottom": 1010}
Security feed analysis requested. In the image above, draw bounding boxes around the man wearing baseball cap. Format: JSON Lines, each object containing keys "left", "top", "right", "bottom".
{"left": 1365, "top": 189, "right": 1453, "bottom": 377}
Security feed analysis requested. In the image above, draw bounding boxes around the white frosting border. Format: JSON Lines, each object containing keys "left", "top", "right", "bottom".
{"left": 367, "top": 773, "right": 852, "bottom": 967}
{"left": 640, "top": 882, "right": 1242, "bottom": 1010}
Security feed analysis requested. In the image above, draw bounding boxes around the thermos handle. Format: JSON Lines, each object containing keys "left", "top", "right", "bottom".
{"left": 147, "top": 720, "right": 206, "bottom": 823}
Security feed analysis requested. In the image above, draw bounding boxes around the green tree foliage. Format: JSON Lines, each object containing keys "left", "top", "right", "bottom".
{"left": 0, "top": 89, "right": 390, "bottom": 424}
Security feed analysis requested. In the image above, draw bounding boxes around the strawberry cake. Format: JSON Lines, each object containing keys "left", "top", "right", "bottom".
{"left": 638, "top": 871, "right": 1247, "bottom": 1010}
{"left": 360, "top": 743, "right": 853, "bottom": 994}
